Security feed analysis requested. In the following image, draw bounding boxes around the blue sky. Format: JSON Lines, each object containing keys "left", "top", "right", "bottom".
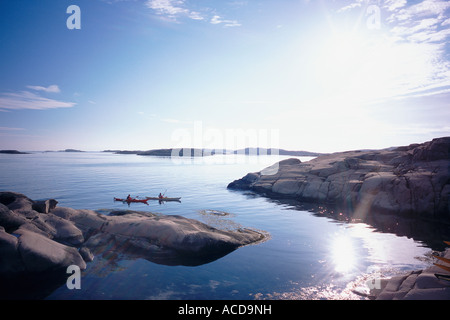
{"left": 0, "top": 0, "right": 449, "bottom": 152}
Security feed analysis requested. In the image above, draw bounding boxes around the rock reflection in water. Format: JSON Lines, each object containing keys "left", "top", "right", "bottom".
{"left": 253, "top": 196, "right": 450, "bottom": 251}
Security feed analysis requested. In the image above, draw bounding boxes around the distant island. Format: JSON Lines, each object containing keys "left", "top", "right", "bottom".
{"left": 103, "top": 150, "right": 139, "bottom": 154}
{"left": 42, "top": 149, "right": 85, "bottom": 153}
{"left": 59, "top": 149, "right": 85, "bottom": 153}
{"left": 103, "top": 147, "right": 323, "bottom": 157}
{"left": 0, "top": 150, "right": 29, "bottom": 154}
{"left": 104, "top": 148, "right": 211, "bottom": 157}
{"left": 232, "top": 147, "right": 323, "bottom": 157}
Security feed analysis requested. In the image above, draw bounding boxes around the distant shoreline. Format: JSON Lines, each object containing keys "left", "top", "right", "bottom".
{"left": 103, "top": 147, "right": 324, "bottom": 157}
{"left": 0, "top": 148, "right": 323, "bottom": 156}
{"left": 59, "top": 148, "right": 85, "bottom": 153}
{"left": 0, "top": 150, "right": 30, "bottom": 154}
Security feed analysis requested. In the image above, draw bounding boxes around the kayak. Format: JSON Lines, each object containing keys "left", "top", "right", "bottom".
{"left": 146, "top": 197, "right": 181, "bottom": 201}
{"left": 114, "top": 197, "right": 148, "bottom": 203}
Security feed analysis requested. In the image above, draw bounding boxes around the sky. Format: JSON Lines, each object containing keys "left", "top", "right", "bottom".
{"left": 0, "top": 0, "right": 449, "bottom": 153}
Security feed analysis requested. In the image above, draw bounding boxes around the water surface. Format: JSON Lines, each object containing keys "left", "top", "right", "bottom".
{"left": 0, "top": 152, "right": 444, "bottom": 299}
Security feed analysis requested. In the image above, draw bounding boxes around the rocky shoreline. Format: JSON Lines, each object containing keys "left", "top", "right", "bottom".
{"left": 228, "top": 137, "right": 450, "bottom": 299}
{"left": 370, "top": 247, "right": 450, "bottom": 300}
{"left": 0, "top": 191, "right": 267, "bottom": 299}
{"left": 228, "top": 137, "right": 450, "bottom": 224}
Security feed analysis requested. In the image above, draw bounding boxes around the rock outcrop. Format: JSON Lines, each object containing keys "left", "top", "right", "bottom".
{"left": 228, "top": 137, "right": 450, "bottom": 223}
{"left": 372, "top": 248, "right": 450, "bottom": 300}
{"left": 0, "top": 192, "right": 266, "bottom": 298}
{"left": 52, "top": 207, "right": 265, "bottom": 266}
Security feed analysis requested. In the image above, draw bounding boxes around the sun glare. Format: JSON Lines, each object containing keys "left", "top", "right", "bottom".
{"left": 314, "top": 28, "right": 438, "bottom": 106}
{"left": 331, "top": 235, "right": 356, "bottom": 273}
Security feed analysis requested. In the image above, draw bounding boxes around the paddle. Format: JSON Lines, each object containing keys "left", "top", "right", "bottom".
{"left": 434, "top": 263, "right": 450, "bottom": 273}
{"left": 433, "top": 255, "right": 450, "bottom": 264}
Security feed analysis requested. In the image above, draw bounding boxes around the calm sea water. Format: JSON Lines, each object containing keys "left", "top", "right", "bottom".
{"left": 0, "top": 152, "right": 444, "bottom": 300}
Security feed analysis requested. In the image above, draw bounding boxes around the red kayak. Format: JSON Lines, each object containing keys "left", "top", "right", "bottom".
{"left": 114, "top": 197, "right": 148, "bottom": 204}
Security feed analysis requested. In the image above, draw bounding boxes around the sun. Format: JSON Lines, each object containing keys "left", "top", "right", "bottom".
{"left": 314, "top": 30, "right": 377, "bottom": 99}
{"left": 313, "top": 27, "right": 439, "bottom": 106}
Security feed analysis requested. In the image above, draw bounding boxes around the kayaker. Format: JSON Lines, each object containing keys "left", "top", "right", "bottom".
{"left": 127, "top": 194, "right": 132, "bottom": 201}
{"left": 159, "top": 193, "right": 163, "bottom": 199}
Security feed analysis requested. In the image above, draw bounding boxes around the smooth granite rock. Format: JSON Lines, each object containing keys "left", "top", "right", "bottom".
{"left": 228, "top": 137, "right": 450, "bottom": 223}
{"left": 52, "top": 207, "right": 265, "bottom": 266}
{"left": 0, "top": 191, "right": 267, "bottom": 278}
{"left": 374, "top": 248, "right": 450, "bottom": 300}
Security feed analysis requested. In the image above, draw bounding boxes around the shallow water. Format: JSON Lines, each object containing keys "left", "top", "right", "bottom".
{"left": 0, "top": 152, "right": 446, "bottom": 299}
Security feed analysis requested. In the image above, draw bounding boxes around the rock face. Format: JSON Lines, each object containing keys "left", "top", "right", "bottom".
{"left": 372, "top": 248, "right": 450, "bottom": 300}
{"left": 0, "top": 192, "right": 266, "bottom": 297}
{"left": 228, "top": 137, "right": 450, "bottom": 223}
{"left": 51, "top": 207, "right": 265, "bottom": 266}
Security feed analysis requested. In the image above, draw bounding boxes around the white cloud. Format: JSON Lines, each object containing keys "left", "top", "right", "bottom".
{"left": 0, "top": 90, "right": 76, "bottom": 111}
{"left": 384, "top": 0, "right": 407, "bottom": 12}
{"left": 146, "top": 0, "right": 187, "bottom": 15}
{"left": 382, "top": 0, "right": 450, "bottom": 100}
{"left": 324, "top": 0, "right": 450, "bottom": 105}
{"left": 411, "top": 0, "right": 450, "bottom": 17}
{"left": 407, "top": 27, "right": 450, "bottom": 42}
{"left": 390, "top": 17, "right": 440, "bottom": 38}
{"left": 337, "top": 1, "right": 362, "bottom": 13}
{"left": 386, "top": 0, "right": 450, "bottom": 45}
{"left": 189, "top": 11, "right": 204, "bottom": 21}
{"left": 145, "top": 0, "right": 204, "bottom": 21}
{"left": 26, "top": 84, "right": 60, "bottom": 93}
{"left": 389, "top": 0, "right": 450, "bottom": 22}
{"left": 210, "top": 15, "right": 241, "bottom": 27}
{"left": 210, "top": 15, "right": 222, "bottom": 25}
{"left": 145, "top": 0, "right": 241, "bottom": 26}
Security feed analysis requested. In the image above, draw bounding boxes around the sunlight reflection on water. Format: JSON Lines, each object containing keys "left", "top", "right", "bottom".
{"left": 0, "top": 153, "right": 442, "bottom": 300}
{"left": 331, "top": 235, "right": 357, "bottom": 273}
